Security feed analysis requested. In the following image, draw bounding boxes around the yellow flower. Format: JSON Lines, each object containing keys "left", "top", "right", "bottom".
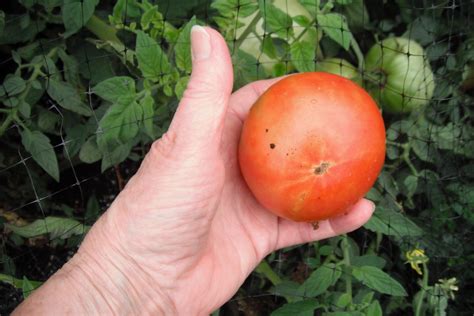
{"left": 405, "top": 248, "right": 429, "bottom": 275}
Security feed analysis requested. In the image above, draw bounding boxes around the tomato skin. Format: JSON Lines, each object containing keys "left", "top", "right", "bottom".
{"left": 238, "top": 72, "right": 386, "bottom": 222}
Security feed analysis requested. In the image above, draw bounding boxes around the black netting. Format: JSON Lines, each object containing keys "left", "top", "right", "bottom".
{"left": 0, "top": 0, "right": 473, "bottom": 314}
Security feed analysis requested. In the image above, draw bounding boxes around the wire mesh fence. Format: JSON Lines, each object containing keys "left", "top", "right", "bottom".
{"left": 0, "top": 0, "right": 473, "bottom": 314}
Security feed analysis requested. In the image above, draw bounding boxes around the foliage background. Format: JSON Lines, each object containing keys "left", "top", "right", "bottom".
{"left": 0, "top": 0, "right": 473, "bottom": 314}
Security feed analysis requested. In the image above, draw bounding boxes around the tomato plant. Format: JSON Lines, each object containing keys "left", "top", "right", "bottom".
{"left": 239, "top": 72, "right": 386, "bottom": 223}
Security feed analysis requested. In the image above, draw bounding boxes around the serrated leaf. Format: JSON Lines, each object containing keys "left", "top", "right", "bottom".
{"left": 135, "top": 30, "right": 171, "bottom": 81}
{"left": 62, "top": 0, "right": 99, "bottom": 37}
{"left": 290, "top": 41, "right": 315, "bottom": 72}
{"left": 298, "top": 0, "right": 320, "bottom": 15}
{"left": 1, "top": 75, "right": 26, "bottom": 97}
{"left": 97, "top": 97, "right": 143, "bottom": 150}
{"left": 22, "top": 277, "right": 35, "bottom": 298}
{"left": 352, "top": 266, "right": 407, "bottom": 296}
{"left": 100, "top": 142, "right": 133, "bottom": 172}
{"left": 79, "top": 136, "right": 102, "bottom": 163}
{"left": 93, "top": 76, "right": 136, "bottom": 103}
{"left": 20, "top": 129, "right": 59, "bottom": 181}
{"left": 174, "top": 17, "right": 196, "bottom": 73}
{"left": 260, "top": 1, "right": 293, "bottom": 39}
{"left": 140, "top": 94, "right": 155, "bottom": 139}
{"left": 293, "top": 15, "right": 311, "bottom": 27}
{"left": 18, "top": 101, "right": 31, "bottom": 118}
{"left": 317, "top": 13, "right": 353, "bottom": 50}
{"left": 366, "top": 300, "right": 383, "bottom": 316}
{"left": 351, "top": 255, "right": 386, "bottom": 269}
{"left": 58, "top": 49, "right": 80, "bottom": 87}
{"left": 0, "top": 273, "right": 42, "bottom": 290}
{"left": 175, "top": 76, "right": 189, "bottom": 99}
{"left": 5, "top": 216, "right": 90, "bottom": 239}
{"left": 212, "top": 0, "right": 258, "bottom": 18}
{"left": 300, "top": 263, "right": 342, "bottom": 297}
{"left": 271, "top": 299, "right": 320, "bottom": 316}
{"left": 403, "top": 175, "right": 418, "bottom": 198}
{"left": 47, "top": 79, "right": 92, "bottom": 116}
{"left": 364, "top": 207, "right": 423, "bottom": 237}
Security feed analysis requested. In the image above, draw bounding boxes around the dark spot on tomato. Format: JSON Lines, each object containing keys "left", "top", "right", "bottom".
{"left": 314, "top": 162, "right": 331, "bottom": 175}
{"left": 270, "top": 143, "right": 276, "bottom": 149}
{"left": 265, "top": 129, "right": 269, "bottom": 133}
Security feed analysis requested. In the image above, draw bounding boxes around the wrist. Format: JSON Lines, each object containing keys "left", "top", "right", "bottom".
{"left": 14, "top": 213, "right": 176, "bottom": 315}
{"left": 65, "top": 214, "right": 177, "bottom": 315}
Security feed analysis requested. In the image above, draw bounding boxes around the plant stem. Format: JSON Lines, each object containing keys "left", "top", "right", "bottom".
{"left": 415, "top": 263, "right": 429, "bottom": 316}
{"left": 255, "top": 260, "right": 282, "bottom": 286}
{"left": 401, "top": 143, "right": 419, "bottom": 176}
{"left": 0, "top": 114, "right": 14, "bottom": 137}
{"left": 85, "top": 15, "right": 122, "bottom": 45}
{"left": 351, "top": 39, "right": 365, "bottom": 72}
{"left": 375, "top": 232, "right": 383, "bottom": 252}
{"left": 341, "top": 235, "right": 352, "bottom": 301}
{"left": 234, "top": 12, "right": 261, "bottom": 51}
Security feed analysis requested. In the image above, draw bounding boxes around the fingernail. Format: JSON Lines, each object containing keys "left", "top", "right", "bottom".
{"left": 191, "top": 25, "right": 211, "bottom": 61}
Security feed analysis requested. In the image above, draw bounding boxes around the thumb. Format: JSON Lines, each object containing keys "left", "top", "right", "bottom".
{"left": 167, "top": 26, "right": 234, "bottom": 155}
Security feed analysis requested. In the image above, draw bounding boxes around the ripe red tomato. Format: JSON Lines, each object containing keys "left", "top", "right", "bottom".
{"left": 238, "top": 72, "right": 386, "bottom": 223}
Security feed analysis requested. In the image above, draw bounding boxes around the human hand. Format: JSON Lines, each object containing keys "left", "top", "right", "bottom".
{"left": 15, "top": 26, "right": 375, "bottom": 315}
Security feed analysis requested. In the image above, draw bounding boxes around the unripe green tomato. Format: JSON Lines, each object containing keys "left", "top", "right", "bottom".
{"left": 316, "top": 58, "right": 362, "bottom": 85}
{"left": 365, "top": 37, "right": 435, "bottom": 113}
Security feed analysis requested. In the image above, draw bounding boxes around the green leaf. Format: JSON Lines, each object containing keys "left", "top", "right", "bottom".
{"left": 175, "top": 76, "right": 189, "bottom": 99}
{"left": 37, "top": 109, "right": 60, "bottom": 133}
{"left": 58, "top": 49, "right": 80, "bottom": 87}
{"left": 335, "top": 293, "right": 351, "bottom": 308}
{"left": 47, "top": 79, "right": 92, "bottom": 116}
{"left": 317, "top": 13, "right": 353, "bottom": 50}
{"left": 140, "top": 94, "right": 155, "bottom": 139}
{"left": 97, "top": 97, "right": 143, "bottom": 149}
{"left": 233, "top": 49, "right": 260, "bottom": 89}
{"left": 261, "top": 36, "right": 278, "bottom": 59}
{"left": 22, "top": 276, "right": 35, "bottom": 298}
{"left": 271, "top": 280, "right": 305, "bottom": 299}
{"left": 377, "top": 171, "right": 399, "bottom": 198}
{"left": 300, "top": 263, "right": 342, "bottom": 297}
{"left": 351, "top": 255, "right": 386, "bottom": 269}
{"left": 364, "top": 207, "right": 423, "bottom": 237}
{"left": 20, "top": 129, "right": 59, "bottom": 181}
{"left": 298, "top": 0, "right": 320, "bottom": 15}
{"left": 290, "top": 41, "right": 315, "bottom": 72}
{"left": 18, "top": 101, "right": 31, "bottom": 118}
{"left": 93, "top": 76, "right": 136, "bottom": 103}
{"left": 352, "top": 266, "right": 407, "bottom": 296}
{"left": 403, "top": 175, "right": 418, "bottom": 198}
{"left": 342, "top": 0, "right": 369, "bottom": 32}
{"left": 271, "top": 299, "right": 320, "bottom": 316}
{"left": 293, "top": 15, "right": 311, "bottom": 27}
{"left": 110, "top": 0, "right": 140, "bottom": 25}
{"left": 212, "top": 0, "right": 258, "bottom": 18}
{"left": 1, "top": 75, "right": 26, "bottom": 97}
{"left": 100, "top": 142, "right": 133, "bottom": 172}
{"left": 0, "top": 274, "right": 42, "bottom": 291}
{"left": 366, "top": 300, "right": 383, "bottom": 316}
{"left": 135, "top": 30, "right": 171, "bottom": 81}
{"left": 5, "top": 216, "right": 90, "bottom": 239}
{"left": 79, "top": 136, "right": 102, "bottom": 163}
{"left": 260, "top": 1, "right": 293, "bottom": 39}
{"left": 336, "top": 0, "right": 352, "bottom": 4}
{"left": 62, "top": 0, "right": 99, "bottom": 37}
{"left": 174, "top": 17, "right": 197, "bottom": 73}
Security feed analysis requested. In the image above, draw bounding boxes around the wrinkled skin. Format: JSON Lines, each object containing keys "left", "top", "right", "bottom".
{"left": 15, "top": 27, "right": 375, "bottom": 315}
